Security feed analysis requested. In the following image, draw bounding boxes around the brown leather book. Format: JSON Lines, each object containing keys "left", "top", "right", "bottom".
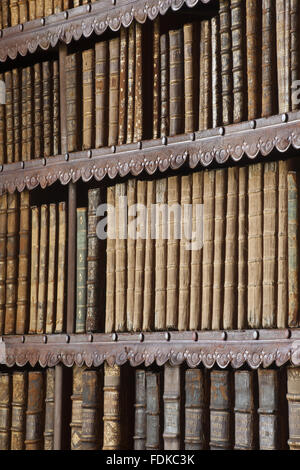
{"left": 219, "top": 0, "right": 233, "bottom": 125}
{"left": 43, "top": 368, "right": 55, "bottom": 450}
{"left": 82, "top": 48, "right": 95, "bottom": 150}
{"left": 18, "top": 0, "right": 28, "bottom": 24}
{"left": 160, "top": 33, "right": 169, "bottom": 137}
{"left": 237, "top": 166, "right": 248, "bottom": 329}
{"left": 126, "top": 23, "right": 135, "bottom": 144}
{"left": 184, "top": 23, "right": 197, "bottom": 133}
{"left": 231, "top": 0, "right": 246, "bottom": 123}
{"left": 21, "top": 68, "right": 27, "bottom": 161}
{"left": 126, "top": 179, "right": 136, "bottom": 331}
{"left": 53, "top": 1, "right": 63, "bottom": 13}
{"left": 52, "top": 60, "right": 60, "bottom": 156}
{"left": 66, "top": 53, "right": 80, "bottom": 153}
{"left": 55, "top": 201, "right": 66, "bottom": 333}
{"left": 103, "top": 364, "right": 121, "bottom": 450}
{"left": 37, "top": 205, "right": 49, "bottom": 334}
{"left": 185, "top": 369, "right": 208, "bottom": 450}
{"left": 108, "top": 37, "right": 120, "bottom": 147}
{"left": 28, "top": 0, "right": 36, "bottom": 20}
{"left": 75, "top": 208, "right": 87, "bottom": 333}
{"left": 35, "top": 0, "right": 44, "bottom": 18}
{"left": 287, "top": 367, "right": 300, "bottom": 449}
{"left": 25, "top": 66, "right": 33, "bottom": 160}
{"left": 234, "top": 371, "right": 257, "bottom": 450}
{"left": 290, "top": 0, "right": 299, "bottom": 111}
{"left": 246, "top": 0, "right": 262, "bottom": 120}
{"left": 115, "top": 183, "right": 127, "bottom": 332}
{"left": 105, "top": 186, "right": 115, "bottom": 333}
{"left": 11, "top": 371, "right": 27, "bottom": 450}
{"left": 146, "top": 371, "right": 161, "bottom": 450}
{"left": 133, "top": 22, "right": 143, "bottom": 142}
{"left": 0, "top": 194, "right": 7, "bottom": 334}
{"left": 1, "top": 1, "right": 9, "bottom": 28}
{"left": 0, "top": 73, "right": 5, "bottom": 165}
{"left": 163, "top": 364, "right": 182, "bottom": 450}
{"left": 155, "top": 178, "right": 167, "bottom": 330}
{"left": 5, "top": 193, "right": 19, "bottom": 335}
{"left": 169, "top": 28, "right": 184, "bottom": 136}
{"left": 261, "top": 0, "right": 277, "bottom": 117}
{"left": 142, "top": 180, "right": 155, "bottom": 331}
{"left": 95, "top": 41, "right": 108, "bottom": 148}
{"left": 81, "top": 370, "right": 102, "bottom": 450}
{"left": 118, "top": 28, "right": 128, "bottom": 145}
{"left": 42, "top": 62, "right": 52, "bottom": 158}
{"left": 16, "top": 191, "right": 30, "bottom": 335}
{"left": 277, "top": 160, "right": 288, "bottom": 328}
{"left": 34, "top": 63, "right": 42, "bottom": 158}
{"left": 25, "top": 371, "right": 44, "bottom": 450}
{"left": 0, "top": 373, "right": 11, "bottom": 450}
{"left": 134, "top": 370, "right": 146, "bottom": 450}
{"left": 288, "top": 171, "right": 299, "bottom": 327}
{"left": 210, "top": 370, "right": 233, "bottom": 450}
{"left": 29, "top": 206, "right": 39, "bottom": 334}
{"left": 44, "top": 0, "right": 54, "bottom": 17}
{"left": 276, "top": 0, "right": 289, "bottom": 114}
{"left": 153, "top": 18, "right": 160, "bottom": 139}
{"left": 12, "top": 69, "right": 21, "bottom": 162}
{"left": 70, "top": 365, "right": 84, "bottom": 450}
{"left": 4, "top": 71, "right": 13, "bottom": 163}
{"left": 9, "top": 0, "right": 18, "bottom": 26}
{"left": 199, "top": 20, "right": 212, "bottom": 131}
{"left": 46, "top": 204, "right": 57, "bottom": 334}
{"left": 211, "top": 16, "right": 222, "bottom": 128}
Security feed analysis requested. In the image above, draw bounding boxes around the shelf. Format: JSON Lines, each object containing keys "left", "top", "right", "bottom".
{"left": 1, "top": 329, "right": 300, "bottom": 369}
{"left": 1, "top": 111, "right": 300, "bottom": 194}
{"left": 0, "top": 0, "right": 213, "bottom": 63}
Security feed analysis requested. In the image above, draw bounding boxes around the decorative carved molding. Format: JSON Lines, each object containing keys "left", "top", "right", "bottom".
{"left": 0, "top": 0, "right": 212, "bottom": 62}
{"left": 1, "top": 112, "right": 300, "bottom": 194}
{"left": 1, "top": 329, "right": 300, "bottom": 369}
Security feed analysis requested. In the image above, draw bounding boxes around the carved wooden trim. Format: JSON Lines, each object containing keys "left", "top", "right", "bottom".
{"left": 0, "top": 0, "right": 212, "bottom": 62}
{"left": 0, "top": 112, "right": 300, "bottom": 194}
{"left": 1, "top": 329, "right": 300, "bottom": 369}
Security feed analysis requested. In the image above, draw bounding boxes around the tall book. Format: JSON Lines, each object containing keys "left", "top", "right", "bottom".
{"left": 46, "top": 204, "right": 57, "bottom": 334}
{"left": 142, "top": 180, "right": 155, "bottom": 331}
{"left": 82, "top": 49, "right": 95, "bottom": 150}
{"left": 237, "top": 166, "right": 248, "bottom": 329}
{"left": 276, "top": 0, "right": 289, "bottom": 114}
{"left": 231, "top": 0, "right": 246, "bottom": 123}
{"left": 70, "top": 365, "right": 84, "bottom": 450}
{"left": 287, "top": 367, "right": 300, "bottom": 450}
{"left": 28, "top": 0, "right": 36, "bottom": 20}
{"left": 115, "top": 184, "right": 127, "bottom": 332}
{"left": 12, "top": 69, "right": 21, "bottom": 162}
{"left": 258, "top": 369, "right": 282, "bottom": 450}
{"left": 185, "top": 368, "right": 208, "bottom": 450}
{"left": 34, "top": 63, "right": 42, "bottom": 158}
{"left": 134, "top": 370, "right": 146, "bottom": 450}
{"left": 153, "top": 18, "right": 160, "bottom": 139}
{"left": 29, "top": 206, "right": 39, "bottom": 334}
{"left": 108, "top": 37, "right": 120, "bottom": 147}
{"left": 25, "top": 371, "right": 44, "bottom": 450}
{"left": 66, "top": 53, "right": 80, "bottom": 152}
{"left": 290, "top": 0, "right": 299, "bottom": 111}
{"left": 81, "top": 370, "right": 101, "bottom": 450}
{"left": 0, "top": 73, "right": 5, "bottom": 164}
{"left": 0, "top": 373, "right": 11, "bottom": 450}
{"left": 42, "top": 62, "right": 52, "bottom": 158}
{"left": 95, "top": 41, "right": 108, "bottom": 148}
{"left": 105, "top": 186, "right": 116, "bottom": 333}
{"left": 4, "top": 71, "right": 13, "bottom": 163}
{"left": 25, "top": 66, "right": 33, "bottom": 160}
{"left": 103, "top": 364, "right": 121, "bottom": 450}
{"left": 16, "top": 191, "right": 30, "bottom": 334}
{"left": 9, "top": 0, "right": 18, "bottom": 26}
{"left": 288, "top": 171, "right": 299, "bottom": 327}
{"left": 44, "top": 0, "right": 54, "bottom": 17}
{"left": 155, "top": 178, "right": 167, "bottom": 330}
{"left": 146, "top": 371, "right": 161, "bottom": 450}
{"left": 163, "top": 364, "right": 182, "bottom": 450}
{"left": 126, "top": 179, "right": 136, "bottom": 331}
{"left": 160, "top": 33, "right": 169, "bottom": 137}
{"left": 55, "top": 201, "right": 66, "bottom": 333}
{"left": 234, "top": 371, "right": 257, "bottom": 450}
{"left": 21, "top": 68, "right": 28, "bottom": 161}
{"left": 133, "top": 22, "right": 143, "bottom": 142}
{"left": 126, "top": 23, "right": 135, "bottom": 144}
{"left": 37, "top": 205, "right": 49, "bottom": 334}
{"left": 5, "top": 193, "right": 19, "bottom": 335}
{"left": 11, "top": 371, "right": 27, "bottom": 450}
{"left": 1, "top": 1, "right": 9, "bottom": 28}
{"left": 118, "top": 28, "right": 128, "bottom": 145}
{"left": 220, "top": 0, "right": 233, "bottom": 125}
{"left": 261, "top": 0, "right": 277, "bottom": 117}
{"left": 76, "top": 208, "right": 87, "bottom": 333}
{"left": 35, "top": 0, "right": 44, "bottom": 18}
{"left": 52, "top": 60, "right": 60, "bottom": 156}
{"left": 184, "top": 23, "right": 197, "bottom": 133}
{"left": 44, "top": 368, "right": 55, "bottom": 450}
{"left": 0, "top": 194, "right": 7, "bottom": 334}
{"left": 277, "top": 160, "right": 288, "bottom": 328}
{"left": 211, "top": 16, "right": 222, "bottom": 128}
{"left": 246, "top": 0, "right": 261, "bottom": 120}
{"left": 18, "top": 0, "right": 28, "bottom": 24}
{"left": 169, "top": 28, "right": 184, "bottom": 136}
{"left": 199, "top": 20, "right": 212, "bottom": 130}
{"left": 210, "top": 370, "right": 233, "bottom": 450}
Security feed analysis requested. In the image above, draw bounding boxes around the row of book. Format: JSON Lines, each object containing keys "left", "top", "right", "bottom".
{"left": 0, "top": 62, "right": 60, "bottom": 164}
{"left": 0, "top": 192, "right": 67, "bottom": 335}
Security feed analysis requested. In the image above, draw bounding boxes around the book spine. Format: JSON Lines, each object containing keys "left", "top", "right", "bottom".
{"left": 231, "top": 0, "right": 246, "bottom": 122}
{"left": 18, "top": 0, "right": 28, "bottom": 24}
{"left": 146, "top": 371, "right": 161, "bottom": 450}
{"left": 28, "top": 0, "right": 36, "bottom": 20}
{"left": 95, "top": 41, "right": 109, "bottom": 148}
{"left": 86, "top": 188, "right": 101, "bottom": 332}
{"left": 2, "top": 1, "right": 9, "bottom": 28}
{"left": 4, "top": 71, "right": 13, "bottom": 163}
{"left": 34, "top": 63, "right": 42, "bottom": 158}
{"left": 185, "top": 368, "right": 207, "bottom": 450}
{"left": 42, "top": 61, "right": 52, "bottom": 158}
{"left": 276, "top": 0, "right": 289, "bottom": 114}
{"left": 277, "top": 160, "right": 288, "bottom": 328}
{"left": 234, "top": 371, "right": 257, "bottom": 450}
{"left": 261, "top": 0, "right": 277, "bottom": 117}
{"left": 134, "top": 370, "right": 146, "bottom": 450}
{"left": 237, "top": 166, "right": 248, "bottom": 329}
{"left": 108, "top": 37, "right": 120, "bottom": 147}
{"left": 220, "top": 0, "right": 233, "bottom": 125}
{"left": 169, "top": 28, "right": 184, "bottom": 136}
{"left": 82, "top": 48, "right": 95, "bottom": 150}
{"left": 287, "top": 367, "right": 300, "bottom": 449}
{"left": 105, "top": 186, "right": 115, "bottom": 333}
{"left": 0, "top": 73, "right": 5, "bottom": 164}
{"left": 46, "top": 204, "right": 57, "bottom": 334}
{"left": 55, "top": 201, "right": 66, "bottom": 333}
{"left": 9, "top": 0, "right": 19, "bottom": 26}
{"left": 16, "top": 191, "right": 30, "bottom": 335}
{"left": 118, "top": 28, "right": 128, "bottom": 145}
{"left": 11, "top": 371, "right": 27, "bottom": 450}
{"left": 35, "top": 0, "right": 44, "bottom": 18}
{"left": 142, "top": 180, "right": 155, "bottom": 331}
{"left": 160, "top": 33, "right": 169, "bottom": 137}
{"left": 29, "top": 206, "right": 39, "bottom": 334}
{"left": 115, "top": 183, "right": 127, "bottom": 332}
{"left": 126, "top": 179, "right": 136, "bottom": 331}
{"left": 70, "top": 365, "right": 84, "bottom": 450}
{"left": 184, "top": 23, "right": 196, "bottom": 133}
{"left": 0, "top": 373, "right": 11, "bottom": 450}
{"left": 163, "top": 364, "right": 181, "bottom": 450}
{"left": 258, "top": 369, "right": 280, "bottom": 450}
{"left": 103, "top": 364, "right": 121, "bottom": 450}
{"left": 81, "top": 370, "right": 101, "bottom": 450}
{"left": 12, "top": 69, "right": 21, "bottom": 162}
{"left": 53, "top": 1, "right": 63, "bottom": 14}
{"left": 43, "top": 368, "right": 55, "bottom": 450}
{"left": 76, "top": 208, "right": 87, "bottom": 333}
{"left": 133, "top": 22, "right": 143, "bottom": 142}
{"left": 44, "top": 0, "right": 54, "bottom": 17}
{"left": 0, "top": 194, "right": 7, "bottom": 334}
{"left": 210, "top": 370, "right": 232, "bottom": 450}
{"left": 155, "top": 178, "right": 167, "bottom": 330}
{"left": 211, "top": 16, "right": 222, "bottom": 128}
{"left": 52, "top": 60, "right": 60, "bottom": 156}
{"left": 21, "top": 68, "right": 27, "bottom": 161}
{"left": 25, "top": 66, "right": 33, "bottom": 160}
{"left": 66, "top": 53, "right": 79, "bottom": 153}
{"left": 25, "top": 371, "right": 44, "bottom": 450}
{"left": 5, "top": 193, "right": 19, "bottom": 335}
{"left": 37, "top": 205, "right": 49, "bottom": 334}
{"left": 246, "top": 0, "right": 261, "bottom": 120}
{"left": 126, "top": 24, "right": 135, "bottom": 144}
{"left": 288, "top": 171, "right": 299, "bottom": 327}
{"left": 290, "top": 0, "right": 299, "bottom": 111}
{"left": 199, "top": 20, "right": 212, "bottom": 130}
{"left": 153, "top": 18, "right": 160, "bottom": 139}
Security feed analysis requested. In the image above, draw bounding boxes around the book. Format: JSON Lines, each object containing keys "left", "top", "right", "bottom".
{"left": 199, "top": 20, "right": 212, "bottom": 130}
{"left": 9, "top": 0, "right": 18, "bottom": 27}
{"left": 155, "top": 178, "right": 167, "bottom": 330}
{"left": 105, "top": 186, "right": 116, "bottom": 333}
{"left": 0, "top": 73, "right": 5, "bottom": 164}
{"left": 134, "top": 370, "right": 146, "bottom": 450}
{"left": 44, "top": 0, "right": 54, "bottom": 17}
{"left": 16, "top": 190, "right": 30, "bottom": 334}
{"left": 25, "top": 66, "right": 33, "bottom": 160}
{"left": 231, "top": 0, "right": 246, "bottom": 123}
{"left": 258, "top": 369, "right": 281, "bottom": 450}
{"left": 211, "top": 16, "right": 222, "bottom": 128}
{"left": 185, "top": 369, "right": 208, "bottom": 450}
{"left": 210, "top": 370, "right": 233, "bottom": 450}
{"left": 103, "top": 364, "right": 121, "bottom": 450}
{"left": 37, "top": 204, "right": 49, "bottom": 334}
{"left": 142, "top": 180, "right": 155, "bottom": 331}
{"left": 278, "top": 160, "right": 288, "bottom": 328}
{"left": 21, "top": 68, "right": 27, "bottom": 161}
{"left": 12, "top": 69, "right": 21, "bottom": 162}
{"left": 34, "top": 63, "right": 42, "bottom": 158}
{"left": 169, "top": 28, "right": 184, "bottom": 136}
{"left": 95, "top": 41, "right": 108, "bottom": 148}
{"left": 0, "top": 194, "right": 7, "bottom": 334}
{"left": 5, "top": 193, "right": 19, "bottom": 335}
{"left": 25, "top": 371, "right": 44, "bottom": 450}
{"left": 28, "top": 0, "right": 36, "bottom": 20}
{"left": 82, "top": 48, "right": 95, "bottom": 150}
{"left": 4, "top": 71, "right": 13, "bottom": 163}
{"left": 261, "top": 0, "right": 277, "bottom": 117}
{"left": 55, "top": 201, "right": 66, "bottom": 333}
{"left": 1, "top": 1, "right": 9, "bottom": 28}
{"left": 76, "top": 208, "right": 87, "bottom": 333}
{"left": 246, "top": 0, "right": 261, "bottom": 120}
{"left": 115, "top": 184, "right": 127, "bottom": 332}
{"left": 11, "top": 371, "right": 27, "bottom": 450}
{"left": 276, "top": 0, "right": 289, "bottom": 114}
{"left": 126, "top": 179, "right": 136, "bottom": 331}
{"left": 153, "top": 18, "right": 160, "bottom": 139}
{"left": 70, "top": 365, "right": 84, "bottom": 450}
{"left": 287, "top": 367, "right": 300, "bottom": 450}
{"left": 163, "top": 364, "right": 182, "bottom": 450}
{"left": 184, "top": 23, "right": 197, "bottom": 133}
{"left": 29, "top": 206, "right": 39, "bottom": 334}
{"left": 133, "top": 22, "right": 143, "bottom": 142}
{"left": 234, "top": 371, "right": 257, "bottom": 450}
{"left": 0, "top": 373, "right": 11, "bottom": 450}
{"left": 42, "top": 62, "right": 52, "bottom": 158}
{"left": 146, "top": 371, "right": 161, "bottom": 450}
{"left": 44, "top": 368, "right": 55, "bottom": 450}
{"left": 108, "top": 37, "right": 120, "bottom": 147}
{"left": 52, "top": 60, "right": 60, "bottom": 156}
{"left": 288, "top": 171, "right": 299, "bottom": 327}
{"left": 220, "top": 0, "right": 233, "bottom": 125}
{"left": 46, "top": 204, "right": 57, "bottom": 334}
{"left": 66, "top": 53, "right": 80, "bottom": 153}
{"left": 35, "top": 0, "right": 44, "bottom": 18}
{"left": 160, "top": 33, "right": 169, "bottom": 137}
{"left": 118, "top": 28, "right": 128, "bottom": 145}
{"left": 126, "top": 23, "right": 135, "bottom": 144}
{"left": 290, "top": 0, "right": 299, "bottom": 111}
{"left": 81, "top": 370, "right": 101, "bottom": 450}
{"left": 18, "top": 0, "right": 28, "bottom": 25}
{"left": 237, "top": 166, "right": 248, "bottom": 329}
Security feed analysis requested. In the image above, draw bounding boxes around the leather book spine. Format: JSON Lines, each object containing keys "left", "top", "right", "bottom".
{"left": 115, "top": 184, "right": 127, "bottom": 332}
{"left": 118, "top": 27, "right": 128, "bottom": 145}
{"left": 70, "top": 365, "right": 84, "bottom": 450}
{"left": 134, "top": 370, "right": 146, "bottom": 450}
{"left": 21, "top": 68, "right": 28, "bottom": 161}
{"left": 35, "top": 0, "right": 44, "bottom": 18}
{"left": 126, "top": 179, "right": 136, "bottom": 331}
{"left": 287, "top": 367, "right": 300, "bottom": 450}
{"left": 126, "top": 23, "right": 135, "bottom": 144}
{"left": 12, "top": 69, "right": 21, "bottom": 162}
{"left": 1, "top": 1, "right": 9, "bottom": 28}
{"left": 16, "top": 190, "right": 30, "bottom": 335}
{"left": 18, "top": 0, "right": 28, "bottom": 24}
{"left": 155, "top": 177, "right": 167, "bottom": 330}
{"left": 34, "top": 63, "right": 42, "bottom": 158}
{"left": 210, "top": 370, "right": 233, "bottom": 450}
{"left": 219, "top": 0, "right": 233, "bottom": 125}
{"left": 82, "top": 48, "right": 95, "bottom": 150}
{"left": 4, "top": 71, "right": 13, "bottom": 163}
{"left": 277, "top": 160, "right": 288, "bottom": 328}
{"left": 142, "top": 180, "right": 155, "bottom": 331}
{"left": 169, "top": 28, "right": 184, "bottom": 136}
{"left": 290, "top": 0, "right": 299, "bottom": 111}
{"left": 28, "top": 0, "right": 36, "bottom": 20}
{"left": 45, "top": 204, "right": 57, "bottom": 334}
{"left": 160, "top": 33, "right": 169, "bottom": 137}
{"left": 211, "top": 16, "right": 222, "bottom": 128}
{"left": 199, "top": 20, "right": 212, "bottom": 130}
{"left": 52, "top": 60, "right": 60, "bottom": 156}
{"left": 234, "top": 370, "right": 257, "bottom": 450}
{"left": 0, "top": 373, "right": 11, "bottom": 450}
{"left": 108, "top": 37, "right": 120, "bottom": 147}
{"left": 55, "top": 201, "right": 66, "bottom": 333}
{"left": 9, "top": 0, "right": 18, "bottom": 26}
{"left": 95, "top": 41, "right": 109, "bottom": 148}
{"left": 44, "top": 0, "right": 54, "bottom": 17}
{"left": 37, "top": 204, "right": 49, "bottom": 334}
{"left": 231, "top": 0, "right": 246, "bottom": 123}
{"left": 246, "top": 0, "right": 261, "bottom": 120}
{"left": 184, "top": 23, "right": 197, "bottom": 133}
{"left": 42, "top": 61, "right": 52, "bottom": 158}
{"left": 25, "top": 66, "right": 33, "bottom": 160}
{"left": 133, "top": 22, "right": 143, "bottom": 142}
{"left": 185, "top": 368, "right": 208, "bottom": 450}
{"left": 76, "top": 208, "right": 87, "bottom": 333}
{"left": 153, "top": 18, "right": 160, "bottom": 139}
{"left": 103, "top": 364, "right": 121, "bottom": 450}
{"left": 105, "top": 186, "right": 115, "bottom": 333}
{"left": 29, "top": 206, "right": 39, "bottom": 334}
{"left": 163, "top": 364, "right": 182, "bottom": 450}
{"left": 261, "top": 0, "right": 277, "bottom": 117}
{"left": 81, "top": 370, "right": 101, "bottom": 450}
{"left": 237, "top": 166, "right": 248, "bottom": 329}
{"left": 25, "top": 371, "right": 44, "bottom": 450}
{"left": 66, "top": 53, "right": 79, "bottom": 153}
{"left": 276, "top": 0, "right": 289, "bottom": 114}
{"left": 288, "top": 171, "right": 299, "bottom": 327}
{"left": 0, "top": 194, "right": 7, "bottom": 334}
{"left": 43, "top": 368, "right": 55, "bottom": 450}
{"left": 5, "top": 192, "right": 19, "bottom": 335}
{"left": 146, "top": 371, "right": 161, "bottom": 450}
{"left": 53, "top": 1, "right": 63, "bottom": 14}
{"left": 258, "top": 369, "right": 280, "bottom": 450}
{"left": 11, "top": 371, "right": 27, "bottom": 450}
{"left": 0, "top": 73, "right": 5, "bottom": 164}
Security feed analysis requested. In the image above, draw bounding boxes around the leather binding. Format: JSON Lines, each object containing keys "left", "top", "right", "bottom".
{"left": 9, "top": 0, "right": 18, "bottom": 27}
{"left": 86, "top": 188, "right": 101, "bottom": 332}
{"left": 212, "top": 169, "right": 226, "bottom": 331}
{"left": 70, "top": 365, "right": 84, "bottom": 450}
{"left": 0, "top": 5, "right": 2, "bottom": 29}
{"left": 133, "top": 22, "right": 143, "bottom": 142}
{"left": 55, "top": 201, "right": 66, "bottom": 333}
{"left": 0, "top": 73, "right": 5, "bottom": 164}
{"left": 0, "top": 194, "right": 7, "bottom": 334}
{"left": 231, "top": 0, "right": 246, "bottom": 123}
{"left": 45, "top": 204, "right": 57, "bottom": 334}
{"left": 178, "top": 175, "right": 192, "bottom": 331}
{"left": 66, "top": 53, "right": 80, "bottom": 153}
{"left": 21, "top": 68, "right": 27, "bottom": 161}
{"left": 278, "top": 160, "right": 289, "bottom": 328}
{"left": 18, "top": 0, "right": 28, "bottom": 24}
{"left": 288, "top": 171, "right": 299, "bottom": 327}
{"left": 219, "top": 0, "right": 233, "bottom": 126}
{"left": 189, "top": 172, "right": 203, "bottom": 330}
{"left": 54, "top": 1, "right": 63, "bottom": 14}
{"left": 184, "top": 23, "right": 197, "bottom": 133}
{"left": 134, "top": 370, "right": 146, "bottom": 450}
{"left": 76, "top": 208, "right": 87, "bottom": 333}
{"left": 210, "top": 370, "right": 233, "bottom": 450}
{"left": 36, "top": 0, "right": 44, "bottom": 18}
{"left": 29, "top": 206, "right": 39, "bottom": 334}
{"left": 25, "top": 66, "right": 33, "bottom": 160}
{"left": 0, "top": 373, "right": 11, "bottom": 450}
{"left": 63, "top": 1, "right": 70, "bottom": 10}
{"left": 246, "top": 0, "right": 261, "bottom": 120}
{"left": 16, "top": 191, "right": 30, "bottom": 335}
{"left": 237, "top": 166, "right": 248, "bottom": 329}
{"left": 126, "top": 23, "right": 135, "bottom": 144}
{"left": 4, "top": 71, "right": 13, "bottom": 163}
{"left": 118, "top": 28, "right": 128, "bottom": 145}
{"left": 52, "top": 60, "right": 60, "bottom": 156}
{"left": 247, "top": 163, "right": 263, "bottom": 328}
{"left": 211, "top": 16, "right": 221, "bottom": 128}
{"left": 44, "top": 368, "right": 55, "bottom": 450}
{"left": 287, "top": 367, "right": 300, "bottom": 449}
{"left": 153, "top": 18, "right": 160, "bottom": 139}
{"left": 276, "top": 0, "right": 289, "bottom": 114}
{"left": 11, "top": 371, "right": 27, "bottom": 450}
{"left": 82, "top": 48, "right": 95, "bottom": 150}
{"left": 37, "top": 205, "right": 49, "bottom": 334}
{"left": 163, "top": 364, "right": 182, "bottom": 450}
{"left": 25, "top": 371, "right": 44, "bottom": 450}
{"left": 103, "top": 364, "right": 121, "bottom": 450}
{"left": 169, "top": 28, "right": 184, "bottom": 136}
{"left": 155, "top": 177, "right": 167, "bottom": 330}
{"left": 142, "top": 180, "right": 155, "bottom": 331}
{"left": 81, "top": 369, "right": 102, "bottom": 450}
{"left": 1, "top": 1, "right": 9, "bottom": 28}
{"left": 45, "top": 0, "right": 54, "bottom": 17}
{"left": 160, "top": 33, "right": 169, "bottom": 137}
{"left": 126, "top": 179, "right": 136, "bottom": 331}
{"left": 262, "top": 162, "right": 278, "bottom": 328}
{"left": 105, "top": 186, "right": 115, "bottom": 333}
{"left": 290, "top": 0, "right": 299, "bottom": 111}
{"left": 115, "top": 184, "right": 127, "bottom": 332}
{"left": 34, "top": 63, "right": 42, "bottom": 158}
{"left": 146, "top": 371, "right": 161, "bottom": 450}
{"left": 258, "top": 369, "right": 283, "bottom": 450}
{"left": 95, "top": 40, "right": 109, "bottom": 148}
{"left": 42, "top": 61, "right": 52, "bottom": 158}
{"left": 261, "top": 0, "right": 277, "bottom": 117}
{"left": 5, "top": 193, "right": 19, "bottom": 335}
{"left": 201, "top": 170, "right": 215, "bottom": 330}
{"left": 223, "top": 167, "right": 238, "bottom": 329}
{"left": 234, "top": 370, "right": 257, "bottom": 450}
{"left": 199, "top": 20, "right": 212, "bottom": 131}
{"left": 12, "top": 69, "right": 21, "bottom": 163}
{"left": 166, "top": 176, "right": 180, "bottom": 330}
{"left": 185, "top": 368, "right": 208, "bottom": 450}
{"left": 108, "top": 37, "right": 120, "bottom": 147}
{"left": 28, "top": 0, "right": 36, "bottom": 20}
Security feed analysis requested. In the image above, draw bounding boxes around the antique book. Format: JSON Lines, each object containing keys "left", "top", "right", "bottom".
{"left": 52, "top": 60, "right": 60, "bottom": 156}
{"left": 12, "top": 69, "right": 21, "bottom": 162}
{"left": 0, "top": 373, "right": 11, "bottom": 450}
{"left": 105, "top": 186, "right": 115, "bottom": 333}
{"left": 81, "top": 370, "right": 101, "bottom": 450}
{"left": 108, "top": 37, "right": 120, "bottom": 147}
{"left": 11, "top": 371, "right": 27, "bottom": 450}
{"left": 103, "top": 364, "right": 121, "bottom": 450}
{"left": 5, "top": 193, "right": 19, "bottom": 335}
{"left": 199, "top": 20, "right": 212, "bottom": 130}
{"left": 66, "top": 53, "right": 80, "bottom": 152}
{"left": 44, "top": 368, "right": 55, "bottom": 450}
{"left": 34, "top": 63, "right": 42, "bottom": 158}
{"left": 288, "top": 171, "right": 299, "bottom": 327}
{"left": 169, "top": 28, "right": 184, "bottom": 136}
{"left": 55, "top": 202, "right": 66, "bottom": 333}
{"left": 9, "top": 0, "right": 18, "bottom": 26}
{"left": 231, "top": 0, "right": 246, "bottom": 123}
{"left": 189, "top": 172, "right": 203, "bottom": 330}
{"left": 134, "top": 369, "right": 146, "bottom": 450}
{"left": 70, "top": 365, "right": 84, "bottom": 450}
{"left": 219, "top": 0, "right": 233, "bottom": 125}
{"left": 126, "top": 23, "right": 135, "bottom": 144}
{"left": 44, "top": 0, "right": 54, "bottom": 17}
{"left": 287, "top": 367, "right": 300, "bottom": 450}
{"left": 54, "top": 0, "right": 63, "bottom": 13}
{"left": 16, "top": 191, "right": 30, "bottom": 334}
{"left": 248, "top": 163, "right": 263, "bottom": 328}
{"left": 28, "top": 0, "right": 36, "bottom": 20}
{"left": 37, "top": 205, "right": 49, "bottom": 334}
{"left": 277, "top": 160, "right": 288, "bottom": 328}
{"left": 82, "top": 48, "right": 95, "bottom": 150}
{"left": 261, "top": 0, "right": 277, "bottom": 117}
{"left": 210, "top": 370, "right": 232, "bottom": 450}
{"left": 185, "top": 368, "right": 208, "bottom": 450}
{"left": 1, "top": 1, "right": 9, "bottom": 28}
{"left": 86, "top": 188, "right": 101, "bottom": 332}
{"left": 46, "top": 204, "right": 57, "bottom": 334}
{"left": 160, "top": 33, "right": 169, "bottom": 137}
{"left": 276, "top": 0, "right": 289, "bottom": 114}
{"left": 234, "top": 371, "right": 257, "bottom": 450}
{"left": 18, "top": 0, "right": 28, "bottom": 24}
{"left": 0, "top": 73, "right": 5, "bottom": 164}
{"left": 290, "top": 0, "right": 299, "bottom": 111}
{"left": 211, "top": 16, "right": 221, "bottom": 128}
{"left": 155, "top": 178, "right": 167, "bottom": 330}
{"left": 166, "top": 176, "right": 180, "bottom": 330}
{"left": 183, "top": 23, "right": 197, "bottom": 133}
{"left": 115, "top": 184, "right": 127, "bottom": 332}
{"left": 223, "top": 167, "right": 238, "bottom": 329}
{"left": 21, "top": 68, "right": 28, "bottom": 161}
{"left": 42, "top": 61, "right": 52, "bottom": 158}
{"left": 201, "top": 170, "right": 215, "bottom": 330}
{"left": 142, "top": 180, "right": 155, "bottom": 331}
{"left": 258, "top": 369, "right": 281, "bottom": 450}
{"left": 126, "top": 179, "right": 136, "bottom": 331}
{"left": 246, "top": 0, "right": 261, "bottom": 120}
{"left": 133, "top": 22, "right": 143, "bottom": 142}
{"left": 29, "top": 206, "right": 39, "bottom": 334}
{"left": 4, "top": 71, "right": 13, "bottom": 163}
{"left": 163, "top": 364, "right": 182, "bottom": 450}
{"left": 146, "top": 371, "right": 161, "bottom": 450}
{"left": 212, "top": 169, "right": 226, "bottom": 331}
{"left": 118, "top": 27, "right": 128, "bottom": 145}
{"left": 0, "top": 194, "right": 7, "bottom": 334}
{"left": 35, "top": 0, "right": 44, "bottom": 18}
{"left": 95, "top": 41, "right": 108, "bottom": 148}
{"left": 153, "top": 18, "right": 160, "bottom": 139}
{"left": 178, "top": 175, "right": 192, "bottom": 331}
{"left": 237, "top": 166, "right": 248, "bottom": 329}
{"left": 25, "top": 66, "right": 33, "bottom": 160}
{"left": 76, "top": 208, "right": 87, "bottom": 333}
{"left": 25, "top": 371, "right": 44, "bottom": 450}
